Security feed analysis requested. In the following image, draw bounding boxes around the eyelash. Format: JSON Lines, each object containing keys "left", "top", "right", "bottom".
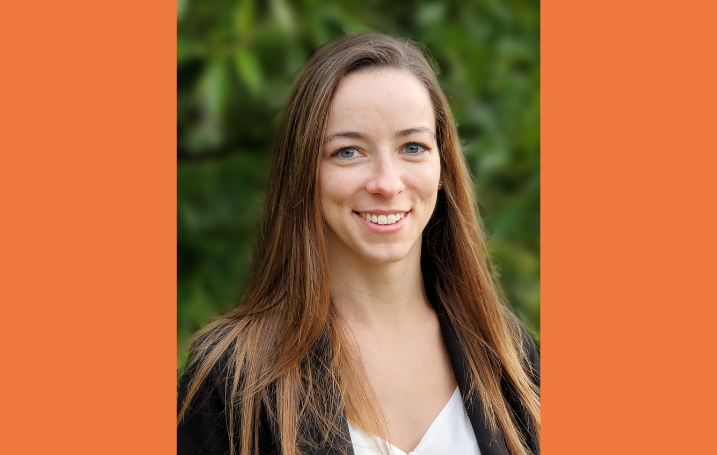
{"left": 330, "top": 142, "right": 431, "bottom": 160}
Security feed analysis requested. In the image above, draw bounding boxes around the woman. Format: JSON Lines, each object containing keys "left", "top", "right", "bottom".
{"left": 177, "top": 33, "right": 540, "bottom": 455}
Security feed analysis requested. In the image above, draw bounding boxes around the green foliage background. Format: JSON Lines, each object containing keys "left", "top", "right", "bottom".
{"left": 178, "top": 0, "right": 540, "bottom": 368}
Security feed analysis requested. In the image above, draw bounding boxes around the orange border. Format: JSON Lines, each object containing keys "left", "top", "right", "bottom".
{"left": 3, "top": 0, "right": 717, "bottom": 453}
{"left": 1, "top": 1, "right": 175, "bottom": 453}
{"left": 543, "top": 0, "right": 717, "bottom": 453}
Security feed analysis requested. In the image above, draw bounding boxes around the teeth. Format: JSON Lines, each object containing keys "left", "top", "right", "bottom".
{"left": 360, "top": 211, "right": 407, "bottom": 225}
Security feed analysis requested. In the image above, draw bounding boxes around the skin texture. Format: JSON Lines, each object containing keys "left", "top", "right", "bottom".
{"left": 320, "top": 70, "right": 457, "bottom": 453}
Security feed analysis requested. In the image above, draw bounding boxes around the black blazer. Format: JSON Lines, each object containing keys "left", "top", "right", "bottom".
{"left": 177, "top": 312, "right": 540, "bottom": 455}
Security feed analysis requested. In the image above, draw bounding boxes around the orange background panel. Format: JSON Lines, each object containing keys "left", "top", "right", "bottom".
{"left": 0, "top": 1, "right": 175, "bottom": 454}
{"left": 0, "top": 0, "right": 716, "bottom": 454}
{"left": 543, "top": 0, "right": 717, "bottom": 453}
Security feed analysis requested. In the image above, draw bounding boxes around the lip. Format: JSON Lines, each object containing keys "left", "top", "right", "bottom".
{"left": 356, "top": 209, "right": 409, "bottom": 215}
{"left": 354, "top": 210, "right": 409, "bottom": 234}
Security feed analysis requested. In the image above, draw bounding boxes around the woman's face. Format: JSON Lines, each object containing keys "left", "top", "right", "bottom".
{"left": 319, "top": 70, "right": 441, "bottom": 265}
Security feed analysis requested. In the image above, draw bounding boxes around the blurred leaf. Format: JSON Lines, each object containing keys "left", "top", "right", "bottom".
{"left": 416, "top": 3, "right": 447, "bottom": 26}
{"left": 177, "top": 37, "right": 203, "bottom": 64}
{"left": 328, "top": 7, "right": 371, "bottom": 34}
{"left": 271, "top": 0, "right": 295, "bottom": 35}
{"left": 235, "top": 48, "right": 262, "bottom": 95}
{"left": 198, "top": 57, "right": 229, "bottom": 119}
{"left": 177, "top": 0, "right": 189, "bottom": 20}
{"left": 233, "top": 0, "right": 256, "bottom": 40}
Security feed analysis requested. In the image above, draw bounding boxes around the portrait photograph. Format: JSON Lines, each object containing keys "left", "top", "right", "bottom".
{"left": 177, "top": 1, "right": 540, "bottom": 455}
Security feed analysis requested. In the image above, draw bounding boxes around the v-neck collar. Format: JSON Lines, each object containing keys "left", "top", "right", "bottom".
{"left": 347, "top": 386, "right": 462, "bottom": 455}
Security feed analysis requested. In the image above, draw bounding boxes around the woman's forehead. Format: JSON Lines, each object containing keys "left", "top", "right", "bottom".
{"left": 325, "top": 70, "right": 436, "bottom": 138}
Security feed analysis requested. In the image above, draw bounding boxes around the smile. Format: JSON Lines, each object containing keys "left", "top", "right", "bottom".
{"left": 358, "top": 211, "right": 407, "bottom": 225}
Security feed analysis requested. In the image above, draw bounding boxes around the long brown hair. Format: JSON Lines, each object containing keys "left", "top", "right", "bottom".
{"left": 178, "top": 33, "right": 540, "bottom": 455}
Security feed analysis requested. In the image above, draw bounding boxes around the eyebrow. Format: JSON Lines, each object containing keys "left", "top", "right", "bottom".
{"left": 394, "top": 127, "right": 435, "bottom": 138}
{"left": 324, "top": 127, "right": 435, "bottom": 142}
{"left": 324, "top": 131, "right": 368, "bottom": 142}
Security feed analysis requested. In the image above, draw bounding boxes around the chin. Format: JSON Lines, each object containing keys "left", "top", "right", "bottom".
{"left": 357, "top": 244, "right": 414, "bottom": 264}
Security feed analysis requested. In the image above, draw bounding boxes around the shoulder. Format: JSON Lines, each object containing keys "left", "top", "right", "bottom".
{"left": 180, "top": 319, "right": 243, "bottom": 401}
{"left": 177, "top": 320, "right": 244, "bottom": 455}
{"left": 178, "top": 317, "right": 285, "bottom": 455}
{"left": 178, "top": 317, "right": 252, "bottom": 425}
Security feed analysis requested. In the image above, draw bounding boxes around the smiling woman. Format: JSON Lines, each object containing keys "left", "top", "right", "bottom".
{"left": 177, "top": 33, "right": 540, "bottom": 455}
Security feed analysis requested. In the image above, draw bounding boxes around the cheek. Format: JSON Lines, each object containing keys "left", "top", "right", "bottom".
{"left": 409, "top": 162, "right": 441, "bottom": 196}
{"left": 319, "top": 168, "right": 352, "bottom": 215}
{"left": 408, "top": 165, "right": 440, "bottom": 218}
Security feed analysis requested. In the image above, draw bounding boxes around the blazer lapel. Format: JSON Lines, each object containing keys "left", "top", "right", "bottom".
{"left": 436, "top": 311, "right": 510, "bottom": 455}
{"left": 297, "top": 418, "right": 354, "bottom": 455}
{"left": 298, "top": 410, "right": 355, "bottom": 455}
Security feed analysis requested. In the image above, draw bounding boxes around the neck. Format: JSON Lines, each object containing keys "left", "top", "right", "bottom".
{"left": 328, "top": 239, "right": 433, "bottom": 331}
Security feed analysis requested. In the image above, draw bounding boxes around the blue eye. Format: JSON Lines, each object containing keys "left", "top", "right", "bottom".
{"left": 404, "top": 143, "right": 426, "bottom": 154}
{"left": 335, "top": 147, "right": 358, "bottom": 159}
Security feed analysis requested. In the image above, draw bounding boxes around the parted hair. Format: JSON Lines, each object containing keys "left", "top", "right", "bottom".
{"left": 178, "top": 33, "right": 540, "bottom": 455}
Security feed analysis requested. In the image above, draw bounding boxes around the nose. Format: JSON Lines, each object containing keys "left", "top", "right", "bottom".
{"left": 366, "top": 154, "right": 404, "bottom": 198}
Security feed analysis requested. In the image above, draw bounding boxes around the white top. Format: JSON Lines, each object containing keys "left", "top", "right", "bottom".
{"left": 348, "top": 387, "right": 481, "bottom": 455}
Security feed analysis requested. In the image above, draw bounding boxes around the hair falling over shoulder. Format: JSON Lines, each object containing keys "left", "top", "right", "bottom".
{"left": 178, "top": 33, "right": 540, "bottom": 455}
